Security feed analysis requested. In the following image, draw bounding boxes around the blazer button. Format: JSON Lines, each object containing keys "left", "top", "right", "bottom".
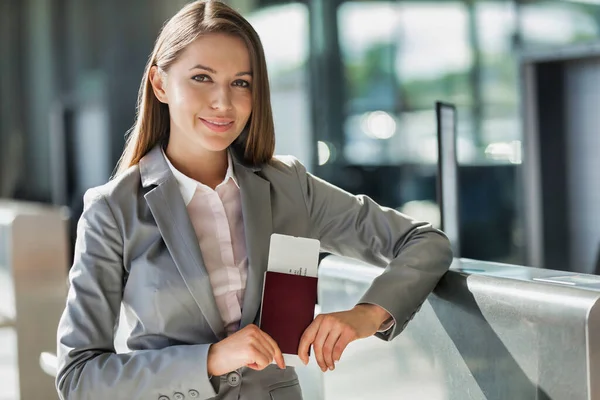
{"left": 188, "top": 390, "right": 199, "bottom": 398}
{"left": 227, "top": 371, "right": 241, "bottom": 387}
{"left": 173, "top": 392, "right": 185, "bottom": 400}
{"left": 158, "top": 396, "right": 170, "bottom": 400}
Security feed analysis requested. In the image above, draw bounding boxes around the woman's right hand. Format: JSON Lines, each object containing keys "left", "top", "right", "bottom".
{"left": 207, "top": 324, "right": 286, "bottom": 376}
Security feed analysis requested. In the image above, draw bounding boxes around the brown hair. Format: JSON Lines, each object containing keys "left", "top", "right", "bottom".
{"left": 115, "top": 0, "right": 275, "bottom": 175}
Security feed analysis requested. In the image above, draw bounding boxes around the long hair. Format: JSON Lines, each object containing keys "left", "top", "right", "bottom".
{"left": 114, "top": 0, "right": 275, "bottom": 175}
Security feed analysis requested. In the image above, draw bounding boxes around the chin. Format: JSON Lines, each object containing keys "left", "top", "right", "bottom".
{"left": 198, "top": 134, "right": 238, "bottom": 153}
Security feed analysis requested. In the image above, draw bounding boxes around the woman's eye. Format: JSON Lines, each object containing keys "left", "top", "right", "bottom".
{"left": 192, "top": 74, "right": 211, "bottom": 82}
{"left": 233, "top": 79, "right": 250, "bottom": 88}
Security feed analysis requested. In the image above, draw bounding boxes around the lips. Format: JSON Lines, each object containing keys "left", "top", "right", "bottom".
{"left": 199, "top": 117, "right": 234, "bottom": 133}
{"left": 202, "top": 118, "right": 233, "bottom": 125}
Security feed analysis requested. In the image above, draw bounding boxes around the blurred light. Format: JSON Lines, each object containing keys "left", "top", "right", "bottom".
{"left": 318, "top": 141, "right": 331, "bottom": 165}
{"left": 360, "top": 111, "right": 396, "bottom": 140}
{"left": 564, "top": 0, "right": 600, "bottom": 4}
{"left": 247, "top": 4, "right": 308, "bottom": 73}
{"left": 344, "top": 141, "right": 381, "bottom": 165}
{"left": 485, "top": 140, "right": 522, "bottom": 164}
{"left": 400, "top": 200, "right": 441, "bottom": 229}
{"left": 417, "top": 137, "right": 439, "bottom": 164}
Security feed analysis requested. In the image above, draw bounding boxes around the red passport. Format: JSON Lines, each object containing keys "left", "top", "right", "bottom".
{"left": 259, "top": 271, "right": 318, "bottom": 355}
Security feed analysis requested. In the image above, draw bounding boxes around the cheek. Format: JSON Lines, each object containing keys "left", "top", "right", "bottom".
{"left": 234, "top": 93, "right": 253, "bottom": 119}
{"left": 169, "top": 84, "right": 206, "bottom": 114}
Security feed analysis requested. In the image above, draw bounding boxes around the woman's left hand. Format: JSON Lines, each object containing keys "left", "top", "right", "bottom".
{"left": 297, "top": 304, "right": 391, "bottom": 372}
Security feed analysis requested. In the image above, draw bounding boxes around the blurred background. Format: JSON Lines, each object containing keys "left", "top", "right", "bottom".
{"left": 1, "top": 0, "right": 600, "bottom": 398}
{"left": 2, "top": 0, "right": 600, "bottom": 268}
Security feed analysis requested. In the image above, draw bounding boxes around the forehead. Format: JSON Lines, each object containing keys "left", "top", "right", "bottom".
{"left": 177, "top": 33, "right": 251, "bottom": 71}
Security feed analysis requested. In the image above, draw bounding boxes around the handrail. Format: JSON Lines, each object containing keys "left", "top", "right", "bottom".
{"left": 317, "top": 255, "right": 600, "bottom": 400}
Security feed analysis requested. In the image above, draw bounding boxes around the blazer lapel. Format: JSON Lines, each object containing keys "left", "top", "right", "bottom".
{"left": 232, "top": 154, "right": 273, "bottom": 327}
{"left": 140, "top": 146, "right": 225, "bottom": 339}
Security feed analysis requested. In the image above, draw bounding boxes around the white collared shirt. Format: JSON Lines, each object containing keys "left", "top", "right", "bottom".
{"left": 163, "top": 149, "right": 248, "bottom": 335}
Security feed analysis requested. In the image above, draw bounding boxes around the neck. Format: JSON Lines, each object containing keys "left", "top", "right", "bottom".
{"left": 165, "top": 140, "right": 228, "bottom": 190}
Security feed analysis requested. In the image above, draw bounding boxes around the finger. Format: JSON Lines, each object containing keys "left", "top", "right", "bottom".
{"left": 332, "top": 329, "right": 355, "bottom": 364}
{"left": 247, "top": 362, "right": 260, "bottom": 370}
{"left": 260, "top": 330, "right": 286, "bottom": 370}
{"left": 298, "top": 317, "right": 322, "bottom": 365}
{"left": 322, "top": 328, "right": 343, "bottom": 371}
{"left": 248, "top": 339, "right": 274, "bottom": 370}
{"left": 312, "top": 327, "right": 330, "bottom": 372}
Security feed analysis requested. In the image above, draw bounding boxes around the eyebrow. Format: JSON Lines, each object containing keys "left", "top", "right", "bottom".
{"left": 189, "top": 64, "right": 252, "bottom": 77}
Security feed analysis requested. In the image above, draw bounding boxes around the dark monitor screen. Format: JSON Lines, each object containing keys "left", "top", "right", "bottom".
{"left": 436, "top": 101, "right": 460, "bottom": 256}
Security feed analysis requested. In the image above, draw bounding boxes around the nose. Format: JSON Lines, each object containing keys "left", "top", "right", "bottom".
{"left": 210, "top": 84, "right": 233, "bottom": 111}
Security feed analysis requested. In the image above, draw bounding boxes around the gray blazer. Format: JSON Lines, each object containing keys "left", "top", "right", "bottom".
{"left": 56, "top": 145, "right": 452, "bottom": 400}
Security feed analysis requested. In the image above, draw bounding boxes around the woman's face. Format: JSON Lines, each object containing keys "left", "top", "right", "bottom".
{"left": 152, "top": 33, "right": 253, "bottom": 154}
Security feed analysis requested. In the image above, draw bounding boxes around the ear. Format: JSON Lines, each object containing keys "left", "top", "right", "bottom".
{"left": 149, "top": 65, "right": 169, "bottom": 104}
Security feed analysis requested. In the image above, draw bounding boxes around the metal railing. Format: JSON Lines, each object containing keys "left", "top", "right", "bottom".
{"left": 317, "top": 255, "right": 600, "bottom": 400}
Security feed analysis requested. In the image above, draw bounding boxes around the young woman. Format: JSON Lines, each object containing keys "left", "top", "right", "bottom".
{"left": 55, "top": 1, "right": 453, "bottom": 399}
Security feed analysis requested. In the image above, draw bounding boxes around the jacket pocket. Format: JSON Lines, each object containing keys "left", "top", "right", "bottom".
{"left": 269, "top": 379, "right": 303, "bottom": 400}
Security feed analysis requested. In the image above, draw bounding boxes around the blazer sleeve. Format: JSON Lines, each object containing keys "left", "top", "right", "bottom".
{"left": 56, "top": 188, "right": 218, "bottom": 400}
{"left": 292, "top": 160, "right": 453, "bottom": 341}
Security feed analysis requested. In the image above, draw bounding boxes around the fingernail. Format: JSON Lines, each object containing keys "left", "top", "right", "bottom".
{"left": 329, "top": 366, "right": 334, "bottom": 371}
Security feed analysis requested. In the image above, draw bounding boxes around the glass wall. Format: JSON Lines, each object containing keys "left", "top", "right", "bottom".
{"left": 243, "top": 0, "right": 600, "bottom": 264}
{"left": 247, "top": 3, "right": 313, "bottom": 167}
{"left": 519, "top": 1, "right": 600, "bottom": 48}
{"left": 243, "top": 0, "right": 600, "bottom": 265}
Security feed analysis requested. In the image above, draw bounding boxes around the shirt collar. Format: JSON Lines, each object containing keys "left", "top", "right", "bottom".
{"left": 161, "top": 148, "right": 239, "bottom": 206}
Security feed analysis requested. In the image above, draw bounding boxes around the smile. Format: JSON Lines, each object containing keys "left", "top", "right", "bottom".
{"left": 200, "top": 118, "right": 234, "bottom": 132}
